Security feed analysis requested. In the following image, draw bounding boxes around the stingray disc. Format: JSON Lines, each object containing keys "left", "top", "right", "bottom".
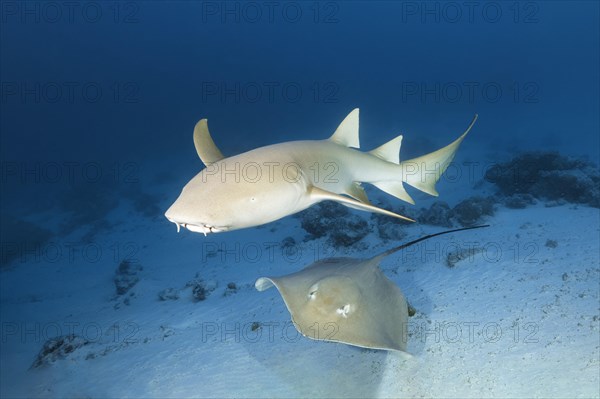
{"left": 256, "top": 257, "right": 408, "bottom": 352}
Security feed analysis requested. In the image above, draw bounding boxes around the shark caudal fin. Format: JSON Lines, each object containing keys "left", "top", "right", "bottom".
{"left": 400, "top": 114, "right": 478, "bottom": 197}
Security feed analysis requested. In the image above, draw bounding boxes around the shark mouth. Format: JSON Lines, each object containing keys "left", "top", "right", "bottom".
{"left": 167, "top": 219, "right": 227, "bottom": 236}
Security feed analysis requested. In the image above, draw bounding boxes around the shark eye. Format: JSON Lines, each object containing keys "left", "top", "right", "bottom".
{"left": 308, "top": 283, "right": 319, "bottom": 300}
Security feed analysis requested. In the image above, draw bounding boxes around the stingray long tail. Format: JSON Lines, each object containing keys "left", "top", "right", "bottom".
{"left": 380, "top": 224, "right": 489, "bottom": 259}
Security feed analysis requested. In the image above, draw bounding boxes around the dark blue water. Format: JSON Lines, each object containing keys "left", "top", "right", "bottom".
{"left": 1, "top": 1, "right": 598, "bottom": 248}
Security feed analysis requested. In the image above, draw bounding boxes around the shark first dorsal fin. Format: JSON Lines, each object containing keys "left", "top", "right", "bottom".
{"left": 193, "top": 119, "right": 225, "bottom": 166}
{"left": 369, "top": 135, "right": 403, "bottom": 164}
{"left": 329, "top": 108, "right": 360, "bottom": 148}
{"left": 309, "top": 186, "right": 415, "bottom": 223}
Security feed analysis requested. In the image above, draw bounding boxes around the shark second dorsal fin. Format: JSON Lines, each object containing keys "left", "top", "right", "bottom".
{"left": 193, "top": 119, "right": 225, "bottom": 166}
{"left": 329, "top": 108, "right": 360, "bottom": 148}
{"left": 369, "top": 135, "right": 403, "bottom": 164}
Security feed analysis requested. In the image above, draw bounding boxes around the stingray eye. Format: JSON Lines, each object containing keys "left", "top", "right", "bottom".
{"left": 336, "top": 304, "right": 352, "bottom": 318}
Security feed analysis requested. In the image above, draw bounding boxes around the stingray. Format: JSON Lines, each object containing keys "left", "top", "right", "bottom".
{"left": 255, "top": 225, "right": 488, "bottom": 352}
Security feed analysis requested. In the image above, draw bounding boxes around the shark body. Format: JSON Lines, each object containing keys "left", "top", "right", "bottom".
{"left": 165, "top": 109, "right": 477, "bottom": 235}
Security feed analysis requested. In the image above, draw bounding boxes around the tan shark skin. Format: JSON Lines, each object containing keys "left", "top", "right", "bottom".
{"left": 165, "top": 109, "right": 477, "bottom": 234}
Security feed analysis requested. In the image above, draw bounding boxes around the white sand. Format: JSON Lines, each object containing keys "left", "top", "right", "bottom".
{"left": 1, "top": 176, "right": 599, "bottom": 398}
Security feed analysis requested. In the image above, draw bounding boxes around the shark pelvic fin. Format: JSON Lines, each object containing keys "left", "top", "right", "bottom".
{"left": 193, "top": 119, "right": 225, "bottom": 166}
{"left": 369, "top": 134, "right": 403, "bottom": 164}
{"left": 372, "top": 181, "right": 415, "bottom": 205}
{"left": 309, "top": 186, "right": 415, "bottom": 223}
{"left": 401, "top": 114, "right": 478, "bottom": 196}
{"left": 345, "top": 182, "right": 371, "bottom": 204}
{"left": 329, "top": 108, "right": 360, "bottom": 148}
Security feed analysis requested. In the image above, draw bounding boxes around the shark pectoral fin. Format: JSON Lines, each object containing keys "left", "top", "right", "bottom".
{"left": 193, "top": 119, "right": 225, "bottom": 166}
{"left": 329, "top": 108, "right": 360, "bottom": 148}
{"left": 369, "top": 134, "right": 403, "bottom": 164}
{"left": 346, "top": 182, "right": 371, "bottom": 204}
{"left": 400, "top": 114, "right": 478, "bottom": 196}
{"left": 372, "top": 181, "right": 415, "bottom": 205}
{"left": 310, "top": 187, "right": 415, "bottom": 223}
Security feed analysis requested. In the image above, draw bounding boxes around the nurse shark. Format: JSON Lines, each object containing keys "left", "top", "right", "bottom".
{"left": 165, "top": 109, "right": 477, "bottom": 235}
